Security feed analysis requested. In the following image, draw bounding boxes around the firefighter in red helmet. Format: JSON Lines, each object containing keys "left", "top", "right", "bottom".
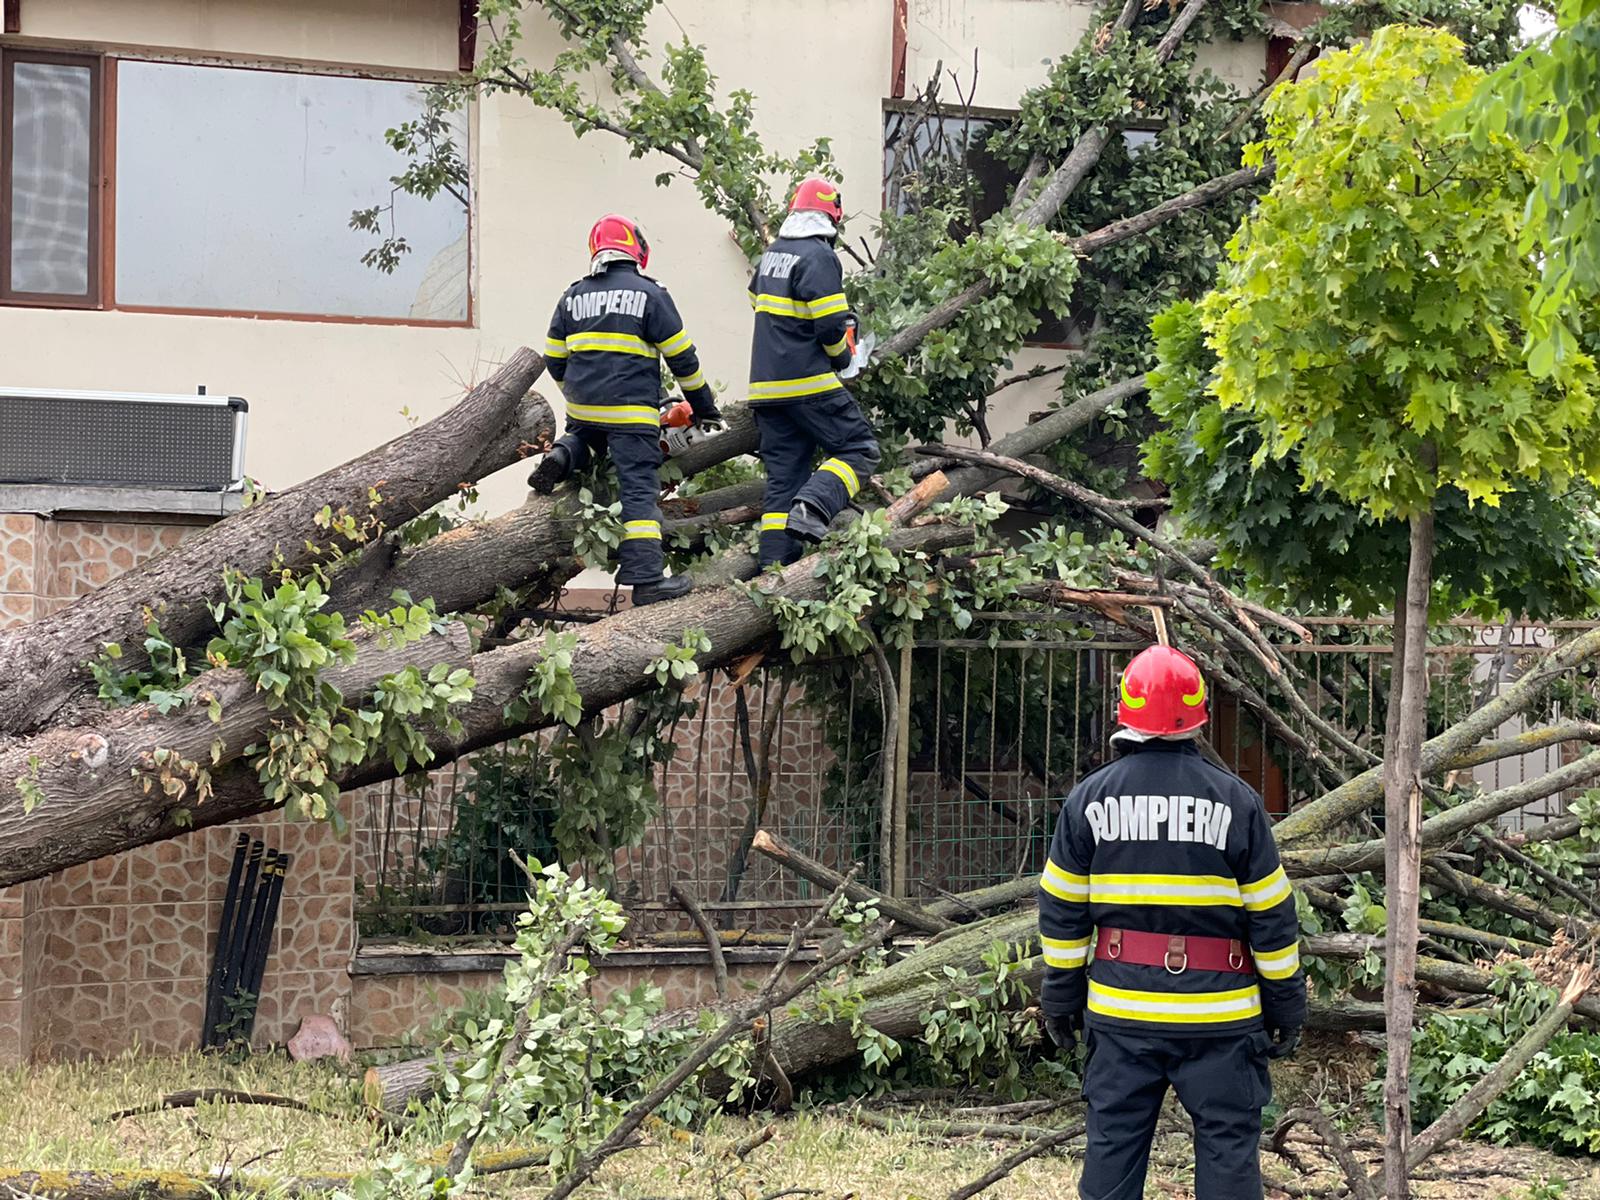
{"left": 1038, "top": 645, "right": 1305, "bottom": 1200}
{"left": 529, "top": 214, "right": 721, "bottom": 605}
{"left": 747, "top": 177, "right": 881, "bottom": 567}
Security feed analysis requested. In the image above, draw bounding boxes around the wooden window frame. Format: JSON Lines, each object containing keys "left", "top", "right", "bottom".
{"left": 0, "top": 47, "right": 105, "bottom": 309}
{"left": 0, "top": 49, "right": 473, "bottom": 327}
{"left": 104, "top": 55, "right": 473, "bottom": 328}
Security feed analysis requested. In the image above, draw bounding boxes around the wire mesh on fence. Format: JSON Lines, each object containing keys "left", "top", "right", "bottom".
{"left": 355, "top": 616, "right": 1600, "bottom": 942}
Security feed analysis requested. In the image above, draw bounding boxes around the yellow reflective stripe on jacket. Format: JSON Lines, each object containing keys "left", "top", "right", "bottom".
{"left": 565, "top": 331, "right": 657, "bottom": 357}
{"left": 1041, "top": 934, "right": 1090, "bottom": 969}
{"left": 1089, "top": 873, "right": 1243, "bottom": 907}
{"left": 749, "top": 291, "right": 808, "bottom": 317}
{"left": 566, "top": 401, "right": 660, "bottom": 427}
{"left": 1240, "top": 866, "right": 1292, "bottom": 912}
{"left": 623, "top": 520, "right": 662, "bottom": 541}
{"left": 1252, "top": 941, "right": 1301, "bottom": 981}
{"left": 657, "top": 329, "right": 693, "bottom": 356}
{"left": 748, "top": 291, "right": 849, "bottom": 320}
{"left": 822, "top": 333, "right": 849, "bottom": 357}
{"left": 675, "top": 369, "right": 706, "bottom": 391}
{"left": 1042, "top": 858, "right": 1089, "bottom": 902}
{"left": 749, "top": 373, "right": 842, "bottom": 400}
{"left": 808, "top": 291, "right": 849, "bottom": 318}
{"left": 544, "top": 337, "right": 570, "bottom": 358}
{"left": 761, "top": 512, "right": 789, "bottom": 531}
{"left": 820, "top": 458, "right": 860, "bottom": 497}
{"left": 1088, "top": 980, "right": 1262, "bottom": 1024}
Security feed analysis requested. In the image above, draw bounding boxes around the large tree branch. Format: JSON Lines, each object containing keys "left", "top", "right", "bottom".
{"left": 1282, "top": 747, "right": 1600, "bottom": 877}
{"left": 878, "top": 0, "right": 1214, "bottom": 362}
{"left": 0, "top": 622, "right": 475, "bottom": 887}
{"left": 1069, "top": 164, "right": 1273, "bottom": 257}
{"left": 1275, "top": 625, "right": 1600, "bottom": 844}
{"left": 0, "top": 351, "right": 549, "bottom": 736}
{"left": 0, "top": 526, "right": 973, "bottom": 887}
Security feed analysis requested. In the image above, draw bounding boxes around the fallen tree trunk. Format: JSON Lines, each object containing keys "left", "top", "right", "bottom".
{"left": 326, "top": 493, "right": 577, "bottom": 622}
{"left": 0, "top": 350, "right": 549, "bottom": 736}
{"left": 0, "top": 622, "right": 473, "bottom": 887}
{"left": 364, "top": 1052, "right": 471, "bottom": 1112}
{"left": 1274, "top": 624, "right": 1600, "bottom": 844}
{"left": 329, "top": 360, "right": 1150, "bottom": 655}
{"left": 0, "top": 525, "right": 973, "bottom": 888}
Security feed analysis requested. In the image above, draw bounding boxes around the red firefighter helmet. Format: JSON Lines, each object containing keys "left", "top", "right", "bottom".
{"left": 1117, "top": 646, "right": 1209, "bottom": 736}
{"left": 588, "top": 213, "right": 649, "bottom": 268}
{"left": 789, "top": 177, "right": 844, "bottom": 222}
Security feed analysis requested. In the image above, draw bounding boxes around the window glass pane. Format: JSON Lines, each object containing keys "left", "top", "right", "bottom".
{"left": 115, "top": 62, "right": 468, "bottom": 320}
{"left": 9, "top": 62, "right": 93, "bottom": 296}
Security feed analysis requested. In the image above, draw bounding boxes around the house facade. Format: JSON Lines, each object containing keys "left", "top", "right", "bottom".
{"left": 0, "top": 0, "right": 1283, "bottom": 1062}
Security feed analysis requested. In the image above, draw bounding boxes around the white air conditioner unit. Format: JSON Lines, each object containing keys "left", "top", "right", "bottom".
{"left": 0, "top": 386, "right": 249, "bottom": 493}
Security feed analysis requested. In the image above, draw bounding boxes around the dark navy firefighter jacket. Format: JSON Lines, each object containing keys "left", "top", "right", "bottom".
{"left": 747, "top": 235, "right": 853, "bottom": 405}
{"left": 1038, "top": 739, "right": 1307, "bottom": 1037}
{"left": 544, "top": 262, "right": 715, "bottom": 429}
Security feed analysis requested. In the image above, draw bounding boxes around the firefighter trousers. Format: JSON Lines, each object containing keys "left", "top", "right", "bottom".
{"left": 1078, "top": 1027, "right": 1273, "bottom": 1200}
{"left": 753, "top": 390, "right": 882, "bottom": 569}
{"left": 557, "top": 424, "right": 666, "bottom": 585}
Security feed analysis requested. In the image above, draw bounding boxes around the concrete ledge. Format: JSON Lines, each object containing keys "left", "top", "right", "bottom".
{"left": 0, "top": 484, "right": 243, "bottom": 518}
{"left": 351, "top": 943, "right": 822, "bottom": 976}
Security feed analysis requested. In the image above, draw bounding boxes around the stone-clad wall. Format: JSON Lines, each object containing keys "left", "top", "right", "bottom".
{"left": 0, "top": 511, "right": 355, "bottom": 1062}
{"left": 0, "top": 511, "right": 811, "bottom": 1062}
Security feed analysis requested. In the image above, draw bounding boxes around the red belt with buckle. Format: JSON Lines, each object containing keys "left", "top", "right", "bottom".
{"left": 1095, "top": 927, "right": 1255, "bottom": 975}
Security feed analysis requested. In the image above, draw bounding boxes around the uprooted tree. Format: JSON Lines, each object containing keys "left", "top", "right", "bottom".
{"left": 4, "top": 0, "right": 1600, "bottom": 1195}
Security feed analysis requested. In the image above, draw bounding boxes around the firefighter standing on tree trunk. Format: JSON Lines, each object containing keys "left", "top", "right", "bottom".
{"left": 749, "top": 178, "right": 882, "bottom": 568}
{"left": 1038, "top": 646, "right": 1307, "bottom": 1200}
{"left": 529, "top": 214, "right": 722, "bottom": 606}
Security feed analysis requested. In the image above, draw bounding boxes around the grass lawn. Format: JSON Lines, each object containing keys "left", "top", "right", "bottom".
{"left": 1, "top": 1037, "right": 1595, "bottom": 1199}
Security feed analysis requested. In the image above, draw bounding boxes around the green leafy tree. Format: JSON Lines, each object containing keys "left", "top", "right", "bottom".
{"left": 1471, "top": 0, "right": 1600, "bottom": 373}
{"left": 1146, "top": 299, "right": 1600, "bottom": 618}
{"left": 1183, "top": 26, "right": 1600, "bottom": 1195}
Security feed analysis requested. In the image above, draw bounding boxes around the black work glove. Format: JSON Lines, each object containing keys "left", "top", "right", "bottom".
{"left": 1265, "top": 1024, "right": 1301, "bottom": 1060}
{"left": 1044, "top": 1012, "right": 1081, "bottom": 1055}
{"left": 692, "top": 396, "right": 724, "bottom": 433}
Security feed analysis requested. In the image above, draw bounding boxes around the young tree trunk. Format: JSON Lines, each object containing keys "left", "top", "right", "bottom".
{"left": 1381, "top": 505, "right": 1435, "bottom": 1200}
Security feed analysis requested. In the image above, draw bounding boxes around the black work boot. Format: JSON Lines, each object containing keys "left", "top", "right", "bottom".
{"left": 785, "top": 498, "right": 832, "bottom": 545}
{"left": 527, "top": 444, "right": 573, "bottom": 495}
{"left": 632, "top": 575, "right": 693, "bottom": 606}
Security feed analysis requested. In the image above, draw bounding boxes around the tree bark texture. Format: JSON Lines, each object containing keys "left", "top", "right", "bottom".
{"left": 0, "top": 623, "right": 474, "bottom": 888}
{"left": 1382, "top": 507, "right": 1435, "bottom": 1200}
{"left": 363, "top": 1051, "right": 471, "bottom": 1111}
{"left": 0, "top": 526, "right": 972, "bottom": 889}
{"left": 0, "top": 350, "right": 549, "bottom": 737}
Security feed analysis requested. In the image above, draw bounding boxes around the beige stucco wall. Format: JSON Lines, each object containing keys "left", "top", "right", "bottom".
{"left": 3, "top": 0, "right": 1266, "bottom": 517}
{"left": 19, "top": 0, "right": 461, "bottom": 73}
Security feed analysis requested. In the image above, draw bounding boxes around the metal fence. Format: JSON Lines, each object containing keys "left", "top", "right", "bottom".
{"left": 356, "top": 616, "right": 1600, "bottom": 942}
